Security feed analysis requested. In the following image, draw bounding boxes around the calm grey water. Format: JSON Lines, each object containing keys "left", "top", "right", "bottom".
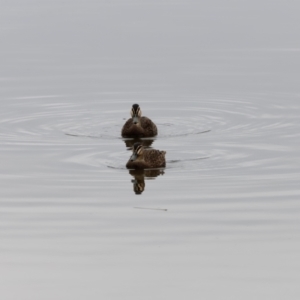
{"left": 1, "top": 1, "right": 300, "bottom": 299}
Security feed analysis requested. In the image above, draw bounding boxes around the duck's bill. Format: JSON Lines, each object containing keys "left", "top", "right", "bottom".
{"left": 132, "top": 116, "right": 139, "bottom": 124}
{"left": 130, "top": 153, "right": 137, "bottom": 161}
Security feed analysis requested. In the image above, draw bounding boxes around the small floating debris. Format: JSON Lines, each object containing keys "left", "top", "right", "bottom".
{"left": 134, "top": 207, "right": 167, "bottom": 211}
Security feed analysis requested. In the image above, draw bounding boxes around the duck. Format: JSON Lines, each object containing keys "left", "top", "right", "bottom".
{"left": 121, "top": 104, "right": 158, "bottom": 138}
{"left": 126, "top": 142, "right": 166, "bottom": 169}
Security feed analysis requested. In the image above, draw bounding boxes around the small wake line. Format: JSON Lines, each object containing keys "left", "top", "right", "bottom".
{"left": 107, "top": 165, "right": 127, "bottom": 170}
{"left": 168, "top": 156, "right": 210, "bottom": 163}
{"left": 64, "top": 132, "right": 119, "bottom": 139}
{"left": 160, "top": 129, "right": 211, "bottom": 138}
{"left": 134, "top": 207, "right": 167, "bottom": 211}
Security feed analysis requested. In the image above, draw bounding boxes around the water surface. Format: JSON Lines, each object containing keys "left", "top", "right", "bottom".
{"left": 1, "top": 1, "right": 300, "bottom": 299}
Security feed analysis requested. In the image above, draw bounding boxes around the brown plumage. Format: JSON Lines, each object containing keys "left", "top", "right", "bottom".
{"left": 126, "top": 143, "right": 166, "bottom": 169}
{"left": 121, "top": 104, "right": 157, "bottom": 138}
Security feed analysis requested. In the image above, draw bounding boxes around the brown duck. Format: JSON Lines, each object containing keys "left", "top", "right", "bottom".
{"left": 126, "top": 142, "right": 166, "bottom": 169}
{"left": 121, "top": 104, "right": 157, "bottom": 138}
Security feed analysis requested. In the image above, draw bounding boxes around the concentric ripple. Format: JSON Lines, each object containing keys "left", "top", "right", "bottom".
{"left": 0, "top": 93, "right": 299, "bottom": 177}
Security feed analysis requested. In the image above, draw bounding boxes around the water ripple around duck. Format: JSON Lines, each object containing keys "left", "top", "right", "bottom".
{"left": 0, "top": 94, "right": 299, "bottom": 177}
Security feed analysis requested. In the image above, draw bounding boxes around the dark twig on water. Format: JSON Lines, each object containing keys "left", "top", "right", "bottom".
{"left": 134, "top": 207, "right": 167, "bottom": 211}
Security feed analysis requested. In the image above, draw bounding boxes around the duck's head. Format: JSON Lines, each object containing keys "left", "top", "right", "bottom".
{"left": 131, "top": 104, "right": 142, "bottom": 125}
{"left": 130, "top": 142, "right": 144, "bottom": 161}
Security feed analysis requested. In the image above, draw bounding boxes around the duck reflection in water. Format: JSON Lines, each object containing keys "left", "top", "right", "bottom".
{"left": 129, "top": 169, "right": 165, "bottom": 195}
{"left": 123, "top": 137, "right": 154, "bottom": 149}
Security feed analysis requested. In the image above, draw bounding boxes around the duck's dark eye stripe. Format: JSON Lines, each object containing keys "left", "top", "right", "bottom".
{"left": 131, "top": 107, "right": 140, "bottom": 116}
{"left": 131, "top": 104, "right": 140, "bottom": 113}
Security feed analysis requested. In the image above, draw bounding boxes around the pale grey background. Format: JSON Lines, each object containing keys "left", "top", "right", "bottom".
{"left": 1, "top": 1, "right": 300, "bottom": 299}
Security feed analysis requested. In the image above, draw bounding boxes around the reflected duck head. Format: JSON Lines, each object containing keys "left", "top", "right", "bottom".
{"left": 131, "top": 178, "right": 145, "bottom": 195}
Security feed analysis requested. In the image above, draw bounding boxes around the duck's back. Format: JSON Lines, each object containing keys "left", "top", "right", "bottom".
{"left": 144, "top": 149, "right": 166, "bottom": 168}
{"left": 140, "top": 117, "right": 158, "bottom": 137}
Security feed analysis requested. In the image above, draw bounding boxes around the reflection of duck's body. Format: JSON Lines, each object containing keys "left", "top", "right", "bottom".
{"left": 121, "top": 104, "right": 157, "bottom": 138}
{"left": 123, "top": 138, "right": 154, "bottom": 149}
{"left": 129, "top": 169, "right": 164, "bottom": 195}
{"left": 126, "top": 142, "right": 166, "bottom": 169}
